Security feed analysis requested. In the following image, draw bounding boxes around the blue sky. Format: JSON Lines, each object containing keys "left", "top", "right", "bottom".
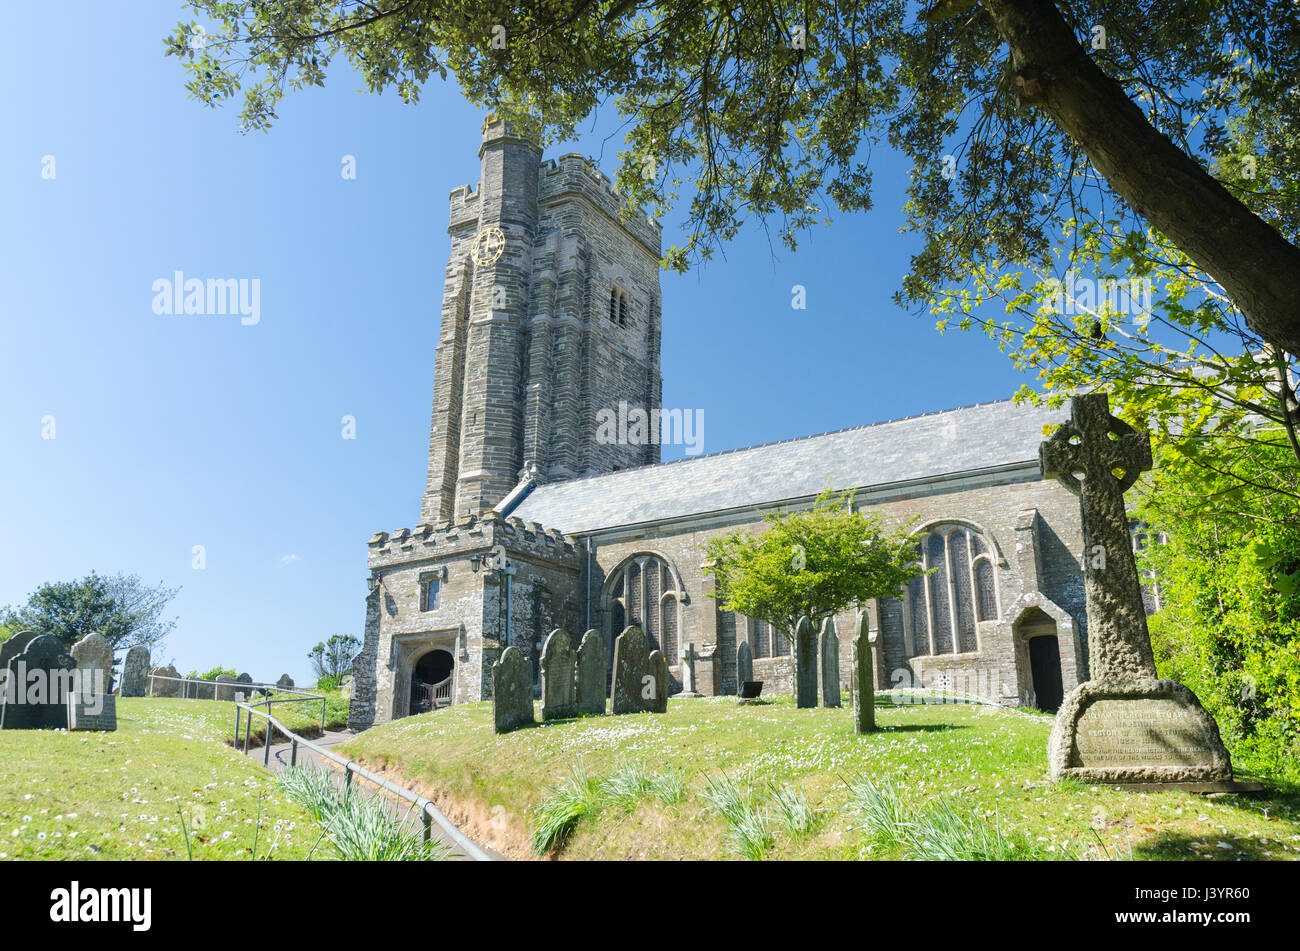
{"left": 0, "top": 1, "right": 1036, "bottom": 683}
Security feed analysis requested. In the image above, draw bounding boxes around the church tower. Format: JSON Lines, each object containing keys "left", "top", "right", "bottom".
{"left": 420, "top": 116, "right": 664, "bottom": 524}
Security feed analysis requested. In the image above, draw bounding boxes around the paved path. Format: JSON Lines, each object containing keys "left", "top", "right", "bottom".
{"left": 242, "top": 728, "right": 502, "bottom": 861}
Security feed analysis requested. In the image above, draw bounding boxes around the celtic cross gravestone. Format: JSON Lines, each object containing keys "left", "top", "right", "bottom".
{"left": 1040, "top": 393, "right": 1231, "bottom": 784}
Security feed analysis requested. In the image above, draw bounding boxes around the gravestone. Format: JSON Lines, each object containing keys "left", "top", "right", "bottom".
{"left": 149, "top": 664, "right": 181, "bottom": 697}
{"left": 67, "top": 694, "right": 117, "bottom": 731}
{"left": 70, "top": 632, "right": 115, "bottom": 696}
{"left": 276, "top": 674, "right": 295, "bottom": 690}
{"left": 193, "top": 678, "right": 215, "bottom": 700}
{"left": 575, "top": 629, "right": 606, "bottom": 715}
{"left": 1041, "top": 393, "right": 1231, "bottom": 783}
{"left": 235, "top": 672, "right": 257, "bottom": 698}
{"left": 679, "top": 643, "right": 702, "bottom": 698}
{"left": 794, "top": 617, "right": 818, "bottom": 708}
{"left": 648, "top": 650, "right": 669, "bottom": 714}
{"left": 0, "top": 634, "right": 76, "bottom": 730}
{"left": 851, "top": 609, "right": 879, "bottom": 733}
{"left": 120, "top": 645, "right": 150, "bottom": 697}
{"left": 736, "top": 640, "right": 753, "bottom": 692}
{"left": 611, "top": 626, "right": 653, "bottom": 715}
{"left": 0, "top": 631, "right": 38, "bottom": 676}
{"left": 492, "top": 646, "right": 534, "bottom": 734}
{"left": 820, "top": 618, "right": 841, "bottom": 708}
{"left": 215, "top": 674, "right": 238, "bottom": 702}
{"left": 540, "top": 628, "right": 577, "bottom": 720}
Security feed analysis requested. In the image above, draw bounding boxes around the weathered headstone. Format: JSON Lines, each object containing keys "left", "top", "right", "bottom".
{"left": 794, "top": 617, "right": 818, "bottom": 708}
{"left": 611, "top": 626, "right": 653, "bottom": 715}
{"left": 120, "top": 645, "right": 150, "bottom": 697}
{"left": 492, "top": 646, "right": 534, "bottom": 734}
{"left": 851, "top": 609, "right": 878, "bottom": 733}
{"left": 648, "top": 650, "right": 669, "bottom": 714}
{"left": 67, "top": 693, "right": 117, "bottom": 731}
{"left": 820, "top": 618, "right": 841, "bottom": 708}
{"left": 540, "top": 628, "right": 577, "bottom": 720}
{"left": 736, "top": 640, "right": 753, "bottom": 693}
{"left": 193, "top": 678, "right": 215, "bottom": 700}
{"left": 1041, "top": 393, "right": 1231, "bottom": 783}
{"left": 276, "top": 673, "right": 295, "bottom": 690}
{"left": 235, "top": 672, "right": 256, "bottom": 699}
{"left": 679, "top": 643, "right": 701, "bottom": 697}
{"left": 1, "top": 634, "right": 76, "bottom": 730}
{"left": 70, "top": 632, "right": 115, "bottom": 696}
{"left": 0, "top": 631, "right": 38, "bottom": 677}
{"left": 215, "top": 674, "right": 238, "bottom": 702}
{"left": 574, "top": 629, "right": 606, "bottom": 716}
{"left": 148, "top": 664, "right": 180, "bottom": 697}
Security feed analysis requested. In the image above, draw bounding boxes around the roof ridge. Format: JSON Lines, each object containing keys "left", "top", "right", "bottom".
{"left": 539, "top": 396, "right": 1027, "bottom": 489}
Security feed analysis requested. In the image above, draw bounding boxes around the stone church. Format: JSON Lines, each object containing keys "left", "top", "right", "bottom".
{"left": 347, "top": 116, "right": 1097, "bottom": 731}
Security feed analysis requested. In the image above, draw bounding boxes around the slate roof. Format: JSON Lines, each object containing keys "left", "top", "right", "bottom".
{"left": 508, "top": 399, "right": 1069, "bottom": 535}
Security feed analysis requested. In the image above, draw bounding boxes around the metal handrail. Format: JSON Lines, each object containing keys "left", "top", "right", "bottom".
{"left": 233, "top": 700, "right": 492, "bottom": 862}
{"left": 147, "top": 672, "right": 328, "bottom": 730}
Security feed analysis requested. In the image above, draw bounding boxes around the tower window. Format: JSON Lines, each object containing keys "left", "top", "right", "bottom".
{"left": 420, "top": 570, "right": 444, "bottom": 611}
{"left": 610, "top": 288, "right": 629, "bottom": 326}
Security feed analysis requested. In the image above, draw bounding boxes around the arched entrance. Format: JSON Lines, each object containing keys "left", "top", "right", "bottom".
{"left": 409, "top": 648, "right": 454, "bottom": 716}
{"left": 1028, "top": 636, "right": 1064, "bottom": 712}
{"left": 1013, "top": 607, "right": 1065, "bottom": 712}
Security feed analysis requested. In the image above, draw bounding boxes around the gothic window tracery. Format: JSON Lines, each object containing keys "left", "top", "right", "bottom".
{"left": 606, "top": 553, "right": 681, "bottom": 658}
{"left": 900, "top": 523, "right": 999, "bottom": 657}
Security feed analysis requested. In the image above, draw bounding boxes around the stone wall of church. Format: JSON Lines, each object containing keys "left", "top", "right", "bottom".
{"left": 583, "top": 471, "right": 1087, "bottom": 708}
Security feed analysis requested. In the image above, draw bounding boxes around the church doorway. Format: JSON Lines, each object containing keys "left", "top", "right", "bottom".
{"left": 1027, "top": 636, "right": 1064, "bottom": 712}
{"left": 410, "top": 649, "right": 454, "bottom": 716}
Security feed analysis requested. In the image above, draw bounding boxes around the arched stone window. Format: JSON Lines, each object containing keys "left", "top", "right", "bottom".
{"left": 606, "top": 553, "right": 682, "bottom": 659}
{"left": 902, "top": 523, "right": 999, "bottom": 657}
{"left": 609, "top": 287, "right": 629, "bottom": 326}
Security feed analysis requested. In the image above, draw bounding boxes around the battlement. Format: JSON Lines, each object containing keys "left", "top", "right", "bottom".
{"left": 445, "top": 144, "right": 662, "bottom": 253}
{"left": 367, "top": 512, "right": 582, "bottom": 570}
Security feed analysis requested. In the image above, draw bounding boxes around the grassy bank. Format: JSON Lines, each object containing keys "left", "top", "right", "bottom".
{"left": 340, "top": 693, "right": 1300, "bottom": 861}
{"left": 0, "top": 698, "right": 323, "bottom": 860}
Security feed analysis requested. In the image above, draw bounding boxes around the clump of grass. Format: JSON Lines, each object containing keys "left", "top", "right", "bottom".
{"left": 845, "top": 775, "right": 908, "bottom": 842}
{"left": 601, "top": 760, "right": 654, "bottom": 809}
{"left": 277, "top": 766, "right": 449, "bottom": 861}
{"left": 769, "top": 783, "right": 819, "bottom": 838}
{"left": 648, "top": 768, "right": 686, "bottom": 805}
{"left": 845, "top": 774, "right": 1050, "bottom": 861}
{"left": 531, "top": 763, "right": 602, "bottom": 856}
{"left": 701, "top": 773, "right": 772, "bottom": 860}
{"left": 902, "top": 798, "right": 1030, "bottom": 861}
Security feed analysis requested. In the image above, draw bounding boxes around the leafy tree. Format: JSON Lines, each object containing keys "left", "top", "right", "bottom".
{"left": 187, "top": 665, "right": 238, "bottom": 681}
{"left": 166, "top": 1, "right": 1300, "bottom": 357}
{"left": 0, "top": 572, "right": 179, "bottom": 652}
{"left": 308, "top": 634, "right": 361, "bottom": 682}
{"left": 704, "top": 489, "right": 921, "bottom": 651}
{"left": 1137, "top": 441, "right": 1300, "bottom": 784}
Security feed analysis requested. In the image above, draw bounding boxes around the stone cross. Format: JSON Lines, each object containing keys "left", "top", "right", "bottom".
{"left": 679, "top": 642, "right": 701, "bottom": 697}
{"left": 1039, "top": 392, "right": 1156, "bottom": 681}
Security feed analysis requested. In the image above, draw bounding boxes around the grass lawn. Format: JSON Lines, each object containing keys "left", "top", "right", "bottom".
{"left": 237, "top": 688, "right": 350, "bottom": 743}
{"left": 0, "top": 698, "right": 325, "bottom": 860}
{"left": 340, "top": 693, "right": 1300, "bottom": 861}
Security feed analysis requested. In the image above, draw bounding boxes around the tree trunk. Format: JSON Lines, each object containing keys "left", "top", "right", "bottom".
{"left": 979, "top": 0, "right": 1300, "bottom": 356}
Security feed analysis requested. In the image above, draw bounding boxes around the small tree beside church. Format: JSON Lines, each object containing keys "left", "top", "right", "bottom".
{"left": 704, "top": 490, "right": 923, "bottom": 656}
{"left": 308, "top": 634, "right": 360, "bottom": 687}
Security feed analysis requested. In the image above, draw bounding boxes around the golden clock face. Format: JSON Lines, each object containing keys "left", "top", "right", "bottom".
{"left": 472, "top": 226, "right": 506, "bottom": 266}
